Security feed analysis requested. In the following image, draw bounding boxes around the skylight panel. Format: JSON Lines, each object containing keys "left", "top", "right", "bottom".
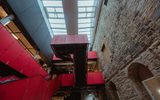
{"left": 78, "top": 7, "right": 96, "bottom": 12}
{"left": 78, "top": 0, "right": 99, "bottom": 45}
{"left": 49, "top": 19, "right": 65, "bottom": 24}
{"left": 46, "top": 8, "right": 55, "bottom": 12}
{"left": 48, "top": 13, "right": 57, "bottom": 18}
{"left": 87, "top": 7, "right": 96, "bottom": 12}
{"left": 78, "top": 28, "right": 93, "bottom": 32}
{"left": 78, "top": 12, "right": 95, "bottom": 18}
{"left": 42, "top": 0, "right": 67, "bottom": 35}
{"left": 48, "top": 13, "right": 64, "bottom": 18}
{"left": 78, "top": 32, "right": 89, "bottom": 34}
{"left": 53, "top": 32, "right": 67, "bottom": 35}
{"left": 79, "top": 32, "right": 90, "bottom": 35}
{"left": 42, "top": 1, "right": 63, "bottom": 7}
{"left": 40, "top": 0, "right": 101, "bottom": 42}
{"left": 78, "top": 18, "right": 93, "bottom": 23}
{"left": 50, "top": 24, "right": 66, "bottom": 28}
{"left": 78, "top": 1, "right": 95, "bottom": 7}
{"left": 78, "top": 23, "right": 92, "bottom": 27}
{"left": 46, "top": 7, "right": 64, "bottom": 13}
{"left": 79, "top": 30, "right": 90, "bottom": 33}
{"left": 52, "top": 29, "right": 67, "bottom": 32}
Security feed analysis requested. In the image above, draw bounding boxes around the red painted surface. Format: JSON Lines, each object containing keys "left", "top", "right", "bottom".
{"left": 0, "top": 24, "right": 104, "bottom": 99}
{"left": 52, "top": 51, "right": 97, "bottom": 61}
{"left": 87, "top": 72, "right": 105, "bottom": 85}
{"left": 88, "top": 51, "right": 97, "bottom": 60}
{"left": 0, "top": 76, "right": 19, "bottom": 84}
{"left": 51, "top": 34, "right": 88, "bottom": 45}
{"left": 52, "top": 55, "right": 62, "bottom": 61}
{"left": 52, "top": 76, "right": 61, "bottom": 93}
{"left": 61, "top": 74, "right": 75, "bottom": 87}
{"left": 0, "top": 24, "right": 48, "bottom": 77}
{"left": 60, "top": 72, "right": 105, "bottom": 87}
{"left": 0, "top": 76, "right": 60, "bottom": 100}
{"left": 0, "top": 24, "right": 15, "bottom": 57}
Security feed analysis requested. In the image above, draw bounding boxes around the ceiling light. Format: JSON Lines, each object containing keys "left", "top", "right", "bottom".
{"left": 11, "top": 34, "right": 18, "bottom": 40}
{"left": 158, "top": 89, "right": 160, "bottom": 94}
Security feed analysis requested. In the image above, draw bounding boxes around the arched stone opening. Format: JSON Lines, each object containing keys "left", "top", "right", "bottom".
{"left": 127, "top": 63, "right": 153, "bottom": 99}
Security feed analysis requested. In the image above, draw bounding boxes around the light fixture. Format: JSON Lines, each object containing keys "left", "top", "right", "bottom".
{"left": 158, "top": 89, "right": 160, "bottom": 94}
{"left": 11, "top": 34, "right": 18, "bottom": 40}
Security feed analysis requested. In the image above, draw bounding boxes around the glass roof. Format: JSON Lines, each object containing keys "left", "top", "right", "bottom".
{"left": 41, "top": 0, "right": 100, "bottom": 44}
{"left": 78, "top": 0, "right": 99, "bottom": 43}
{"left": 42, "top": 0, "right": 67, "bottom": 35}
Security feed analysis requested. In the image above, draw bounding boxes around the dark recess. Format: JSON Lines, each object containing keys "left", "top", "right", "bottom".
{"left": 0, "top": 61, "right": 26, "bottom": 78}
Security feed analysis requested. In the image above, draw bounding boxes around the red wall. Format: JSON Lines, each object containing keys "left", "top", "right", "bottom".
{"left": 60, "top": 72, "right": 105, "bottom": 87}
{"left": 0, "top": 76, "right": 60, "bottom": 100}
{"left": 0, "top": 24, "right": 48, "bottom": 77}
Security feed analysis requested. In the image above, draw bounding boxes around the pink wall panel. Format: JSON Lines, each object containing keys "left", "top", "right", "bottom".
{"left": 60, "top": 73, "right": 105, "bottom": 87}
{"left": 0, "top": 76, "right": 56, "bottom": 100}
{"left": 0, "top": 25, "right": 48, "bottom": 77}
{"left": 38, "top": 66, "right": 48, "bottom": 77}
{"left": 52, "top": 55, "right": 62, "bottom": 61}
{"left": 0, "top": 78, "right": 28, "bottom": 100}
{"left": 48, "top": 79, "right": 56, "bottom": 98}
{"left": 52, "top": 76, "right": 61, "bottom": 93}
{"left": 88, "top": 51, "right": 97, "bottom": 60}
{"left": 22, "top": 76, "right": 47, "bottom": 100}
{"left": 9, "top": 46, "right": 25, "bottom": 71}
{"left": 51, "top": 34, "right": 88, "bottom": 45}
{"left": 87, "top": 72, "right": 105, "bottom": 85}
{"left": 0, "top": 26, "right": 15, "bottom": 57}
{"left": 61, "top": 74, "right": 74, "bottom": 87}
{"left": 52, "top": 51, "right": 97, "bottom": 62}
{"left": 24, "top": 57, "right": 41, "bottom": 77}
{"left": 0, "top": 41, "right": 25, "bottom": 70}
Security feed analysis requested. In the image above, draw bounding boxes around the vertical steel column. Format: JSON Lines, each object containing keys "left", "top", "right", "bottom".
{"left": 74, "top": 46, "right": 87, "bottom": 87}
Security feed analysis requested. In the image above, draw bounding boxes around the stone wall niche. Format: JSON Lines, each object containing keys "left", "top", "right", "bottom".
{"left": 143, "top": 76, "right": 160, "bottom": 100}
{"left": 127, "top": 63, "right": 153, "bottom": 100}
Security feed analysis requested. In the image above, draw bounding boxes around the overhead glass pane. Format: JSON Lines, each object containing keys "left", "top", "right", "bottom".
{"left": 78, "top": 23, "right": 91, "bottom": 27}
{"left": 58, "top": 14, "right": 65, "bottom": 18}
{"left": 48, "top": 13, "right": 57, "bottom": 18}
{"left": 78, "top": 32, "right": 89, "bottom": 34}
{"left": 78, "top": 1, "right": 95, "bottom": 7}
{"left": 46, "top": 7, "right": 64, "bottom": 12}
{"left": 42, "top": 0, "right": 67, "bottom": 35}
{"left": 78, "top": 0, "right": 100, "bottom": 44}
{"left": 78, "top": 21, "right": 93, "bottom": 24}
{"left": 79, "top": 30, "right": 90, "bottom": 33}
{"left": 79, "top": 31, "right": 90, "bottom": 34}
{"left": 50, "top": 24, "right": 66, "bottom": 28}
{"left": 78, "top": 8, "right": 86, "bottom": 12}
{"left": 78, "top": 12, "right": 95, "bottom": 18}
{"left": 46, "top": 8, "right": 55, "bottom": 12}
{"left": 48, "top": 13, "right": 64, "bottom": 18}
{"left": 78, "top": 7, "right": 96, "bottom": 12}
{"left": 49, "top": 19, "right": 65, "bottom": 24}
{"left": 54, "top": 31, "right": 67, "bottom": 33}
{"left": 87, "top": 7, "right": 96, "bottom": 12}
{"left": 42, "top": 1, "right": 63, "bottom": 7}
{"left": 54, "top": 32, "right": 67, "bottom": 35}
{"left": 52, "top": 29, "right": 67, "bottom": 32}
{"left": 78, "top": 18, "right": 93, "bottom": 23}
{"left": 79, "top": 28, "right": 93, "bottom": 31}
